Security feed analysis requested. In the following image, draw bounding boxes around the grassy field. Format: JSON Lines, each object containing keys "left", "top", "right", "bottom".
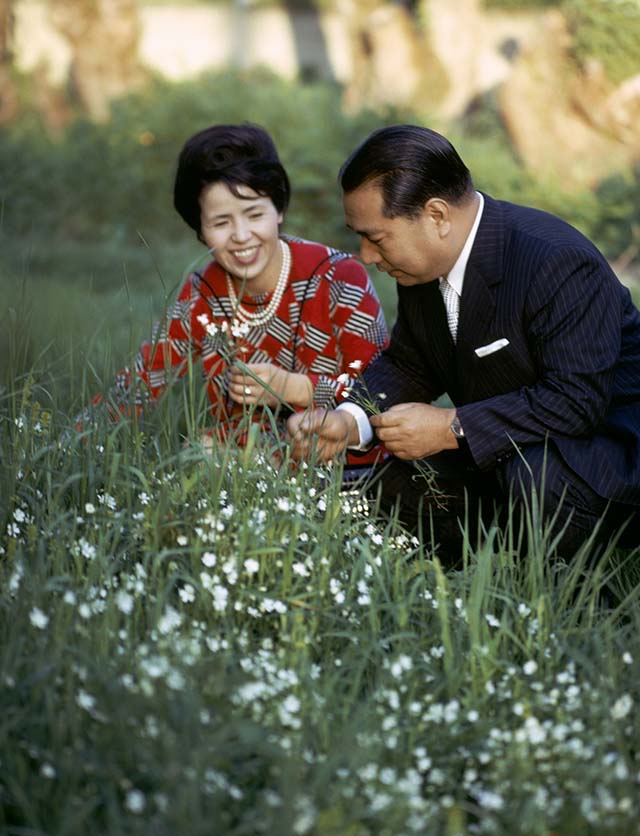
{"left": 2, "top": 230, "right": 640, "bottom": 836}
{"left": 2, "top": 71, "right": 640, "bottom": 835}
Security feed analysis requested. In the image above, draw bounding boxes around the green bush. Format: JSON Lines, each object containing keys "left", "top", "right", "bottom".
{"left": 589, "top": 166, "right": 640, "bottom": 263}
{"left": 0, "top": 69, "right": 408, "bottom": 253}
{"left": 563, "top": 0, "right": 640, "bottom": 85}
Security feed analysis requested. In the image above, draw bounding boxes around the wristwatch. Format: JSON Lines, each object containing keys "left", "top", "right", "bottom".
{"left": 450, "top": 414, "right": 465, "bottom": 439}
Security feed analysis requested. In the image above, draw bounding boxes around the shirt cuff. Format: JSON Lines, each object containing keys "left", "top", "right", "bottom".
{"left": 336, "top": 402, "right": 374, "bottom": 450}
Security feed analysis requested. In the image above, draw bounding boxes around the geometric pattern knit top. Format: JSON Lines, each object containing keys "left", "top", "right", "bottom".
{"left": 106, "top": 237, "right": 389, "bottom": 448}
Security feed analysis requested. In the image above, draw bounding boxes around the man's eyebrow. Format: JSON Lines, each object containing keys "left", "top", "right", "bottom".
{"left": 345, "top": 223, "right": 382, "bottom": 237}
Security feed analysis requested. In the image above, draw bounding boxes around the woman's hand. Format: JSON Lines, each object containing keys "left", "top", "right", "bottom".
{"left": 287, "top": 408, "right": 359, "bottom": 461}
{"left": 228, "top": 363, "right": 313, "bottom": 407}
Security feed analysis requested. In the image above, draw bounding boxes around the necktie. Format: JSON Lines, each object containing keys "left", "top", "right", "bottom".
{"left": 439, "top": 277, "right": 459, "bottom": 343}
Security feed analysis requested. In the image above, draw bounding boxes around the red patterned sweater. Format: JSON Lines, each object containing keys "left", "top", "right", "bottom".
{"left": 104, "top": 237, "right": 389, "bottom": 459}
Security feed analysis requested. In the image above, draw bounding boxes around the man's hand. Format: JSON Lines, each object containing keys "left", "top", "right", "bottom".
{"left": 370, "top": 403, "right": 458, "bottom": 459}
{"left": 228, "top": 363, "right": 313, "bottom": 407}
{"left": 287, "top": 409, "right": 359, "bottom": 461}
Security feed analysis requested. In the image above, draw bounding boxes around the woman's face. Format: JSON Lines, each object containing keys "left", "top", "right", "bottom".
{"left": 199, "top": 181, "right": 283, "bottom": 295}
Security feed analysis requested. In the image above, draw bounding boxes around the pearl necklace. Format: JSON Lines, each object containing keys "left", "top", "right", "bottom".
{"left": 225, "top": 239, "right": 291, "bottom": 327}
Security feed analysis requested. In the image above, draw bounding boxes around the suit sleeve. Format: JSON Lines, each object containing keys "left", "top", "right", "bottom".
{"left": 459, "top": 250, "right": 622, "bottom": 470}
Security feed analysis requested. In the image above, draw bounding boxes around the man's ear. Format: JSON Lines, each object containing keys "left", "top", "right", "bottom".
{"left": 425, "top": 198, "right": 451, "bottom": 237}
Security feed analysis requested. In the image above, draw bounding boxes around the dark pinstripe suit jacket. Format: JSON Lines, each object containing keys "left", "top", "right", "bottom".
{"left": 361, "top": 193, "right": 640, "bottom": 505}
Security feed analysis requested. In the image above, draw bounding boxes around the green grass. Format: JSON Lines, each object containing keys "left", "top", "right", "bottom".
{"left": 1, "top": 239, "right": 640, "bottom": 835}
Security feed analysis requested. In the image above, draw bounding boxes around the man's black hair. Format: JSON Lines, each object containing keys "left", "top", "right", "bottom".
{"left": 339, "top": 124, "right": 474, "bottom": 218}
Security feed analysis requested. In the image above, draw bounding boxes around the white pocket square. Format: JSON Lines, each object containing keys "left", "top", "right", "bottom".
{"left": 474, "top": 338, "right": 510, "bottom": 358}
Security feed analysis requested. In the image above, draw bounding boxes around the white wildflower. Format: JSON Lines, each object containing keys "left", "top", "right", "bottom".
{"left": 179, "top": 584, "right": 196, "bottom": 604}
{"left": 98, "top": 493, "right": 116, "bottom": 510}
{"left": 475, "top": 789, "right": 504, "bottom": 811}
{"left": 29, "top": 607, "right": 49, "bottom": 630}
{"left": 76, "top": 690, "right": 95, "bottom": 711}
{"left": 390, "top": 655, "right": 413, "bottom": 678}
{"left": 8, "top": 562, "right": 24, "bottom": 594}
{"left": 330, "top": 578, "right": 345, "bottom": 604}
{"left": 357, "top": 580, "right": 370, "bottom": 605}
{"left": 211, "top": 584, "right": 228, "bottom": 612}
{"left": 611, "top": 694, "right": 633, "bottom": 720}
{"left": 518, "top": 715, "right": 546, "bottom": 744}
{"left": 40, "top": 763, "right": 56, "bottom": 779}
{"left": 244, "top": 558, "right": 260, "bottom": 575}
{"left": 157, "top": 605, "right": 182, "bottom": 634}
{"left": 115, "top": 590, "right": 134, "bottom": 614}
{"left": 283, "top": 694, "right": 300, "bottom": 714}
{"left": 231, "top": 321, "right": 249, "bottom": 338}
{"left": 292, "top": 562, "right": 309, "bottom": 577}
{"left": 124, "top": 789, "right": 146, "bottom": 814}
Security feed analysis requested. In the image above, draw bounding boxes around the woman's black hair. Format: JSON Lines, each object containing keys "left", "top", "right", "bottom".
{"left": 173, "top": 123, "right": 291, "bottom": 241}
{"left": 339, "top": 124, "right": 474, "bottom": 218}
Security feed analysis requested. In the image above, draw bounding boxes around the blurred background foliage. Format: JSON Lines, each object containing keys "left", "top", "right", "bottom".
{"left": 562, "top": 0, "right": 640, "bottom": 85}
{"left": 2, "top": 65, "right": 638, "bottom": 277}
{"left": 488, "top": 0, "right": 640, "bottom": 88}
{"left": 1, "top": 0, "right": 639, "bottom": 399}
{"left": 2, "top": 65, "right": 640, "bottom": 395}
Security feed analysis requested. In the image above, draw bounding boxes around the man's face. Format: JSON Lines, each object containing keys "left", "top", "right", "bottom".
{"left": 343, "top": 181, "right": 453, "bottom": 286}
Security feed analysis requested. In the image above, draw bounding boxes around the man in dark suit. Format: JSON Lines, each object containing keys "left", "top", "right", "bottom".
{"left": 287, "top": 125, "right": 640, "bottom": 558}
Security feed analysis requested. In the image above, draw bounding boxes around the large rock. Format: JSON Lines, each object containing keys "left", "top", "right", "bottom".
{"left": 498, "top": 10, "right": 640, "bottom": 189}
{"left": 341, "top": 0, "right": 448, "bottom": 115}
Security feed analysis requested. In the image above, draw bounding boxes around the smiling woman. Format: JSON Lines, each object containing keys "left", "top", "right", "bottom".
{"left": 90, "top": 123, "right": 389, "bottom": 459}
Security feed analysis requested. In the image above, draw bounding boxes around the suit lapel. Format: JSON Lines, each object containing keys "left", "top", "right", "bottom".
{"left": 455, "top": 195, "right": 505, "bottom": 403}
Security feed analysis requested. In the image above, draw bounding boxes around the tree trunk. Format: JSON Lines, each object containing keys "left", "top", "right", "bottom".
{"left": 282, "top": 0, "right": 335, "bottom": 83}
{"left": 48, "top": 0, "right": 145, "bottom": 122}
